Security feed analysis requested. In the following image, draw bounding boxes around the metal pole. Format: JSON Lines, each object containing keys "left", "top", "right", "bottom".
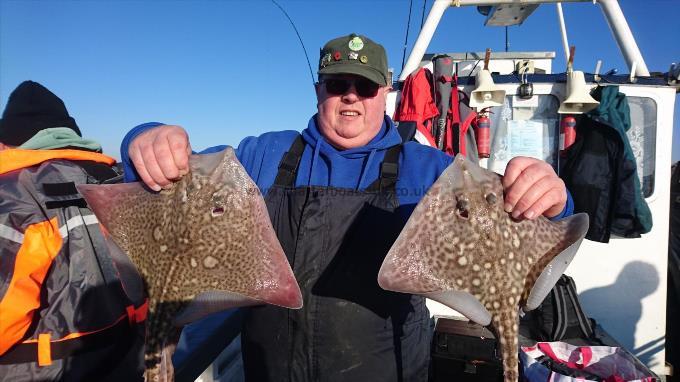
{"left": 556, "top": 3, "right": 570, "bottom": 64}
{"left": 597, "top": 0, "right": 650, "bottom": 76}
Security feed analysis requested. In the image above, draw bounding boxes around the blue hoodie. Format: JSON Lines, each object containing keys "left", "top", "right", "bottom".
{"left": 121, "top": 115, "right": 572, "bottom": 218}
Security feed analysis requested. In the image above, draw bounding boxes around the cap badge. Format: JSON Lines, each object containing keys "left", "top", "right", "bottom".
{"left": 348, "top": 36, "right": 364, "bottom": 51}
{"left": 333, "top": 51, "right": 342, "bottom": 61}
{"left": 359, "top": 55, "right": 368, "bottom": 64}
{"left": 321, "top": 53, "right": 332, "bottom": 67}
{"left": 348, "top": 52, "right": 359, "bottom": 60}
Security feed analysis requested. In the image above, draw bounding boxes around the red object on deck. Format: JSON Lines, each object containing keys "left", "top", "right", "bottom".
{"left": 560, "top": 115, "right": 577, "bottom": 156}
{"left": 476, "top": 114, "right": 491, "bottom": 158}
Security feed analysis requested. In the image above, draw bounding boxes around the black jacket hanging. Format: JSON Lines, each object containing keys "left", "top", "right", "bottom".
{"left": 560, "top": 86, "right": 652, "bottom": 242}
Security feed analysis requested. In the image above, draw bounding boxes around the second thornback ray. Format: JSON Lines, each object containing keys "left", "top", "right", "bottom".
{"left": 377, "top": 154, "right": 588, "bottom": 382}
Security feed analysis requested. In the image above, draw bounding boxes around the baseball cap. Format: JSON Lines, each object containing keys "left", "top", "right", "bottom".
{"left": 318, "top": 33, "right": 388, "bottom": 86}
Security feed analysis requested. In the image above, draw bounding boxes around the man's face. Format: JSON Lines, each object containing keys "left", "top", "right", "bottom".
{"left": 316, "top": 74, "right": 391, "bottom": 150}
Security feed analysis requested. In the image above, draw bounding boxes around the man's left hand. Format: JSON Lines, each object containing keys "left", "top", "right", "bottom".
{"left": 501, "top": 157, "right": 567, "bottom": 219}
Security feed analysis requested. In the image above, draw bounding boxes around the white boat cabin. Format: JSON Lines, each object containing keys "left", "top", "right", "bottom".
{"left": 385, "top": 0, "right": 678, "bottom": 377}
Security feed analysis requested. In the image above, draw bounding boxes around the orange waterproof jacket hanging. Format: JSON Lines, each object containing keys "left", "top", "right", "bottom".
{"left": 0, "top": 149, "right": 147, "bottom": 381}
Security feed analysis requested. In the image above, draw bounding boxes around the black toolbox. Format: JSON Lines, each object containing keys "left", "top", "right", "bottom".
{"left": 430, "top": 316, "right": 504, "bottom": 382}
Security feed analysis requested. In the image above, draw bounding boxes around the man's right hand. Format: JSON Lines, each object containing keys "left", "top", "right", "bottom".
{"left": 128, "top": 125, "right": 192, "bottom": 191}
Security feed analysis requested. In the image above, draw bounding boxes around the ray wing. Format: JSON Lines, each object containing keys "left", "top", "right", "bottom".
{"left": 77, "top": 181, "right": 174, "bottom": 300}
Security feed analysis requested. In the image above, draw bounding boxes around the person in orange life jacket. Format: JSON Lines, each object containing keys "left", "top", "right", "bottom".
{"left": 0, "top": 80, "right": 146, "bottom": 381}
{"left": 120, "top": 33, "right": 573, "bottom": 382}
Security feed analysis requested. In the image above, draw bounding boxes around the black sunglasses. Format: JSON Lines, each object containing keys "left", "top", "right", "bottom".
{"left": 320, "top": 78, "right": 380, "bottom": 98}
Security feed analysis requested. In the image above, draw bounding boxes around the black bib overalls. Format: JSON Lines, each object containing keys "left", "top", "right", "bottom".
{"left": 241, "top": 136, "right": 430, "bottom": 382}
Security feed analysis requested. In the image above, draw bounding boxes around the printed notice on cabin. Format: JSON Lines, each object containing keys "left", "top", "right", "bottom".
{"left": 507, "top": 120, "right": 544, "bottom": 160}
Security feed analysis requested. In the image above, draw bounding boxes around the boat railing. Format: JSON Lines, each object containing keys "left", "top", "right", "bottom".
{"left": 399, "top": 0, "right": 650, "bottom": 82}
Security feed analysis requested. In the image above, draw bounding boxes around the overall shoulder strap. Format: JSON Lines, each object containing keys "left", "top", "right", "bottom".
{"left": 365, "top": 144, "right": 402, "bottom": 193}
{"left": 273, "top": 135, "right": 306, "bottom": 188}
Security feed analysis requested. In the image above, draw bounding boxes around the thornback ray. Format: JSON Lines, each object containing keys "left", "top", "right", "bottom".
{"left": 377, "top": 154, "right": 588, "bottom": 382}
{"left": 77, "top": 147, "right": 302, "bottom": 381}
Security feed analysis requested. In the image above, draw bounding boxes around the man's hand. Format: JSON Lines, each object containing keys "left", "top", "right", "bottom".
{"left": 501, "top": 157, "right": 567, "bottom": 219}
{"left": 128, "top": 125, "right": 192, "bottom": 191}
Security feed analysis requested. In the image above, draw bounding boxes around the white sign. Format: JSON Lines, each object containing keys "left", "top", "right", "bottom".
{"left": 507, "top": 119, "right": 544, "bottom": 159}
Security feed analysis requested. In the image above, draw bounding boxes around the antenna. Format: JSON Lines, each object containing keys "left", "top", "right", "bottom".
{"left": 401, "top": 0, "right": 414, "bottom": 72}
{"left": 271, "top": 0, "right": 316, "bottom": 88}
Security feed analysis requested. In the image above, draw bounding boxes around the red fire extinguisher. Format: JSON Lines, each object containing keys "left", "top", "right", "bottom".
{"left": 560, "top": 115, "right": 576, "bottom": 156}
{"left": 476, "top": 112, "right": 491, "bottom": 159}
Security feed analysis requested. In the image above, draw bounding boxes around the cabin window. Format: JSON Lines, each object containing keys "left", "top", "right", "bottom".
{"left": 626, "top": 96, "right": 657, "bottom": 198}
{"left": 485, "top": 94, "right": 560, "bottom": 175}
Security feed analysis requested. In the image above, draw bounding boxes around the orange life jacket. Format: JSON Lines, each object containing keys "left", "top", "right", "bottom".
{"left": 0, "top": 149, "right": 147, "bottom": 381}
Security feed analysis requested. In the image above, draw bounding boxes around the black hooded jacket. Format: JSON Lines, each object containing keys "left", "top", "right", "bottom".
{"left": 560, "top": 86, "right": 652, "bottom": 243}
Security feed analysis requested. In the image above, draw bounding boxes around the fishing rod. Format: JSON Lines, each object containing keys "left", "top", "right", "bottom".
{"left": 420, "top": 0, "right": 428, "bottom": 31}
{"left": 401, "top": 0, "right": 414, "bottom": 72}
{"left": 270, "top": 0, "right": 316, "bottom": 89}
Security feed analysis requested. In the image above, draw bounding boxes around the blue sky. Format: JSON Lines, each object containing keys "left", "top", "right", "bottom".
{"left": 1, "top": 0, "right": 678, "bottom": 161}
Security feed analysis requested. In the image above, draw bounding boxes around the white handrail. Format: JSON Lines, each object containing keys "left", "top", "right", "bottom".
{"left": 556, "top": 3, "right": 571, "bottom": 63}
{"left": 598, "top": 0, "right": 650, "bottom": 76}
